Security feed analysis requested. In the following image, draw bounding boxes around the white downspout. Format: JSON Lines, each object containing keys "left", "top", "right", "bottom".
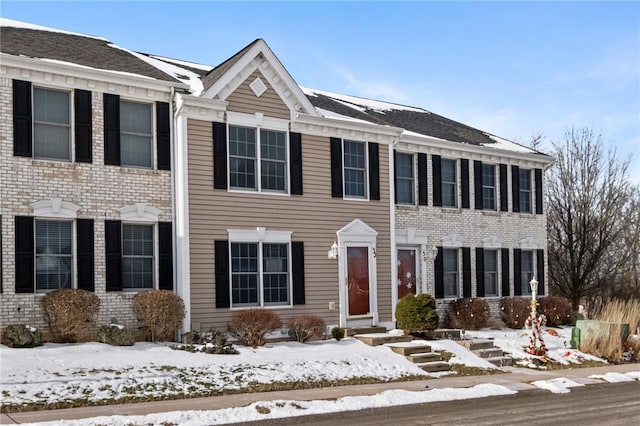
{"left": 389, "top": 141, "right": 398, "bottom": 326}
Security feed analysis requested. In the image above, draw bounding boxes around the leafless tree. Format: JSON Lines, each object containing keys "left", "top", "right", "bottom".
{"left": 547, "top": 127, "right": 635, "bottom": 310}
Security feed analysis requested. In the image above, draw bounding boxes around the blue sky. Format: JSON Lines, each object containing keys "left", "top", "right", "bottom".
{"left": 3, "top": 1, "right": 639, "bottom": 180}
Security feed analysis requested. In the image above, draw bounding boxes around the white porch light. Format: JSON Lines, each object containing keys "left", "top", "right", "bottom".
{"left": 328, "top": 241, "right": 339, "bottom": 259}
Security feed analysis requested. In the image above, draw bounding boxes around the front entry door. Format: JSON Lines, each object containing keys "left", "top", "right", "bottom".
{"left": 347, "top": 246, "right": 370, "bottom": 316}
{"left": 397, "top": 249, "right": 417, "bottom": 300}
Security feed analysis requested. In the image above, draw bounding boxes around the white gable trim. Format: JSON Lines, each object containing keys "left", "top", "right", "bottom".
{"left": 201, "top": 40, "right": 318, "bottom": 117}
{"left": 119, "top": 203, "right": 161, "bottom": 222}
{"left": 30, "top": 198, "right": 80, "bottom": 219}
{"left": 337, "top": 219, "right": 378, "bottom": 242}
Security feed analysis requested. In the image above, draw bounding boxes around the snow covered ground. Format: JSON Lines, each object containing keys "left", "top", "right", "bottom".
{"left": 1, "top": 326, "right": 638, "bottom": 425}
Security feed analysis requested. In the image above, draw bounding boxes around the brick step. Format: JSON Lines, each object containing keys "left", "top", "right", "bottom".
{"left": 406, "top": 352, "right": 442, "bottom": 363}
{"left": 388, "top": 343, "right": 432, "bottom": 356}
{"left": 486, "top": 356, "right": 513, "bottom": 367}
{"left": 418, "top": 361, "right": 450, "bottom": 373}
{"left": 346, "top": 326, "right": 387, "bottom": 336}
{"left": 473, "top": 348, "right": 504, "bottom": 358}
{"left": 355, "top": 333, "right": 413, "bottom": 346}
{"left": 459, "top": 339, "right": 494, "bottom": 351}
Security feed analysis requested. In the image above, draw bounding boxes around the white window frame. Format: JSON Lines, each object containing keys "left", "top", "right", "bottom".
{"left": 441, "top": 158, "right": 458, "bottom": 208}
{"left": 119, "top": 99, "right": 154, "bottom": 169}
{"left": 483, "top": 249, "right": 499, "bottom": 297}
{"left": 227, "top": 112, "right": 290, "bottom": 195}
{"left": 521, "top": 250, "right": 535, "bottom": 295}
{"left": 227, "top": 228, "right": 293, "bottom": 309}
{"left": 32, "top": 86, "right": 72, "bottom": 162}
{"left": 343, "top": 139, "right": 369, "bottom": 200}
{"left": 519, "top": 168, "right": 532, "bottom": 213}
{"left": 121, "top": 223, "right": 155, "bottom": 291}
{"left": 34, "top": 219, "right": 74, "bottom": 292}
{"left": 482, "top": 163, "right": 497, "bottom": 210}
{"left": 442, "top": 248, "right": 459, "bottom": 298}
{"left": 395, "top": 152, "right": 415, "bottom": 205}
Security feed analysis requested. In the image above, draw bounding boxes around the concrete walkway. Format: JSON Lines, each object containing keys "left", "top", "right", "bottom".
{"left": 2, "top": 363, "right": 638, "bottom": 424}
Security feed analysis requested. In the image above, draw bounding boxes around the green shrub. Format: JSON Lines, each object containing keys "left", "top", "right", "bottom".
{"left": 132, "top": 290, "right": 185, "bottom": 342}
{"left": 331, "top": 327, "right": 345, "bottom": 341}
{"left": 228, "top": 308, "right": 282, "bottom": 347}
{"left": 287, "top": 314, "right": 326, "bottom": 343}
{"left": 444, "top": 298, "right": 490, "bottom": 330}
{"left": 499, "top": 297, "right": 531, "bottom": 329}
{"left": 1, "top": 324, "right": 43, "bottom": 348}
{"left": 539, "top": 296, "right": 573, "bottom": 327}
{"left": 97, "top": 325, "right": 134, "bottom": 346}
{"left": 395, "top": 293, "right": 439, "bottom": 333}
{"left": 41, "top": 289, "right": 100, "bottom": 342}
{"left": 173, "top": 328, "right": 238, "bottom": 354}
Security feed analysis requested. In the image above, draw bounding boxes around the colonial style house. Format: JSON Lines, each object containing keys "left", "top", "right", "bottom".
{"left": 0, "top": 18, "right": 552, "bottom": 337}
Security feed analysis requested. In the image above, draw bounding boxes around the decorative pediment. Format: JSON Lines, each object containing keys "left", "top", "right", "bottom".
{"left": 482, "top": 236, "right": 502, "bottom": 249}
{"left": 30, "top": 198, "right": 80, "bottom": 218}
{"left": 519, "top": 237, "right": 538, "bottom": 250}
{"left": 201, "top": 39, "right": 318, "bottom": 117}
{"left": 118, "top": 203, "right": 161, "bottom": 222}
{"left": 442, "top": 233, "right": 464, "bottom": 248}
{"left": 396, "top": 227, "right": 429, "bottom": 245}
{"left": 337, "top": 219, "right": 378, "bottom": 241}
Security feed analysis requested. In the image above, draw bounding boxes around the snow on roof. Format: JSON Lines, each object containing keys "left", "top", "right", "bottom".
{"left": 302, "top": 86, "right": 429, "bottom": 114}
{"left": 482, "top": 134, "right": 537, "bottom": 154}
{"left": 314, "top": 107, "right": 381, "bottom": 125}
{"left": 147, "top": 54, "right": 214, "bottom": 72}
{"left": 126, "top": 50, "right": 204, "bottom": 93}
{"left": 0, "top": 17, "right": 106, "bottom": 41}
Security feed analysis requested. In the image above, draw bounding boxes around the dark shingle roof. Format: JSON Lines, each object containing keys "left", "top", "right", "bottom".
{"left": 0, "top": 26, "right": 180, "bottom": 83}
{"left": 200, "top": 39, "right": 262, "bottom": 93}
{"left": 306, "top": 92, "right": 499, "bottom": 146}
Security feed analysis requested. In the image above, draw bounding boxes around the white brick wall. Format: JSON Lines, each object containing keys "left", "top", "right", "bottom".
{"left": 0, "top": 69, "right": 172, "bottom": 337}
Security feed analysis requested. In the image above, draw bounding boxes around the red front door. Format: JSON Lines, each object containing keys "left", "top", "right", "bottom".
{"left": 397, "top": 249, "right": 417, "bottom": 300}
{"left": 347, "top": 246, "right": 370, "bottom": 316}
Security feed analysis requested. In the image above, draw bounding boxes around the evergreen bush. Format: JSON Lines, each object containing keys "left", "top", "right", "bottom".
{"left": 331, "top": 327, "right": 345, "bottom": 341}
{"left": 1, "top": 324, "right": 43, "bottom": 348}
{"left": 97, "top": 324, "right": 135, "bottom": 346}
{"left": 395, "top": 293, "right": 439, "bottom": 333}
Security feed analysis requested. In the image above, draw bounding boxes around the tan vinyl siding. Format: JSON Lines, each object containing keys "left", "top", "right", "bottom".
{"left": 226, "top": 70, "right": 290, "bottom": 120}
{"left": 187, "top": 118, "right": 392, "bottom": 330}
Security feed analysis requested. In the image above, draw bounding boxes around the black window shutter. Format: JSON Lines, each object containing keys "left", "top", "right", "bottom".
{"left": 501, "top": 248, "right": 510, "bottom": 296}
{"left": 434, "top": 246, "right": 444, "bottom": 298}
{"left": 158, "top": 222, "right": 173, "bottom": 291}
{"left": 289, "top": 132, "right": 303, "bottom": 195}
{"left": 74, "top": 89, "right": 92, "bottom": 163}
{"left": 393, "top": 150, "right": 398, "bottom": 204}
{"left": 105, "top": 220, "right": 122, "bottom": 291}
{"left": 215, "top": 240, "right": 230, "bottom": 308}
{"left": 418, "top": 153, "right": 428, "bottom": 205}
{"left": 536, "top": 249, "right": 545, "bottom": 296}
{"left": 474, "top": 161, "right": 483, "bottom": 210}
{"left": 535, "top": 168, "right": 543, "bottom": 214}
{"left": 461, "top": 159, "right": 470, "bottom": 209}
{"left": 13, "top": 80, "right": 32, "bottom": 157}
{"left": 513, "top": 248, "right": 522, "bottom": 296}
{"left": 103, "top": 94, "right": 120, "bottom": 165}
{"left": 368, "top": 142, "right": 380, "bottom": 200}
{"left": 76, "top": 219, "right": 94, "bottom": 292}
{"left": 15, "top": 216, "right": 34, "bottom": 293}
{"left": 156, "top": 101, "right": 171, "bottom": 170}
{"left": 330, "top": 137, "right": 343, "bottom": 198}
{"left": 499, "top": 164, "right": 508, "bottom": 212}
{"left": 292, "top": 241, "right": 305, "bottom": 305}
{"left": 462, "top": 247, "right": 471, "bottom": 297}
{"left": 475, "top": 248, "right": 485, "bottom": 297}
{"left": 432, "top": 154, "right": 442, "bottom": 207}
{"left": 511, "top": 165, "right": 520, "bottom": 213}
{"left": 213, "top": 122, "right": 228, "bottom": 189}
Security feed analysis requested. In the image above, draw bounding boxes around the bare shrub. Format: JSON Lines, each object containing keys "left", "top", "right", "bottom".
{"left": 228, "top": 309, "right": 282, "bottom": 347}
{"left": 1, "top": 324, "right": 43, "bottom": 348}
{"left": 444, "top": 298, "right": 490, "bottom": 330}
{"left": 499, "top": 297, "right": 531, "bottom": 329}
{"left": 287, "top": 314, "right": 326, "bottom": 343}
{"left": 539, "top": 296, "right": 573, "bottom": 327}
{"left": 132, "top": 290, "right": 185, "bottom": 342}
{"left": 41, "top": 289, "right": 100, "bottom": 342}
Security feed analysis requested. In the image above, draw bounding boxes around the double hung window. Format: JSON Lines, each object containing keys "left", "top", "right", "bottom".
{"left": 343, "top": 140, "right": 367, "bottom": 198}
{"left": 443, "top": 248, "right": 459, "bottom": 298}
{"left": 483, "top": 249, "right": 499, "bottom": 297}
{"left": 122, "top": 224, "right": 154, "bottom": 290}
{"left": 120, "top": 100, "right": 152, "bottom": 168}
{"left": 482, "top": 164, "right": 496, "bottom": 210}
{"left": 519, "top": 169, "right": 532, "bottom": 213}
{"left": 520, "top": 250, "right": 534, "bottom": 295}
{"left": 395, "top": 153, "right": 414, "bottom": 204}
{"left": 441, "top": 159, "right": 457, "bottom": 207}
{"left": 35, "top": 220, "right": 72, "bottom": 290}
{"left": 33, "top": 87, "right": 71, "bottom": 161}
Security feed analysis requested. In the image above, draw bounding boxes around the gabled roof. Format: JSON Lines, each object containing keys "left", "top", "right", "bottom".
{"left": 201, "top": 39, "right": 260, "bottom": 93}
{"left": 0, "top": 18, "right": 181, "bottom": 83}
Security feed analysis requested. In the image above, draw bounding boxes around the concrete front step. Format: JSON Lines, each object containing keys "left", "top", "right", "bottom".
{"left": 407, "top": 352, "right": 442, "bottom": 363}
{"left": 346, "top": 326, "right": 387, "bottom": 336}
{"left": 388, "top": 343, "right": 432, "bottom": 356}
{"left": 418, "top": 361, "right": 450, "bottom": 373}
{"left": 459, "top": 339, "right": 494, "bottom": 351}
{"left": 486, "top": 356, "right": 513, "bottom": 367}
{"left": 355, "top": 333, "right": 413, "bottom": 346}
{"left": 474, "top": 348, "right": 505, "bottom": 359}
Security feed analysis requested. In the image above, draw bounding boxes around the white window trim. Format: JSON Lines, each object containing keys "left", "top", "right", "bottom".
{"left": 483, "top": 248, "right": 500, "bottom": 298}
{"left": 482, "top": 236, "right": 501, "bottom": 249}
{"left": 121, "top": 222, "right": 157, "bottom": 292}
{"left": 119, "top": 98, "right": 156, "bottom": 170}
{"left": 519, "top": 168, "right": 533, "bottom": 214}
{"left": 226, "top": 112, "right": 290, "bottom": 194}
{"left": 227, "top": 227, "right": 293, "bottom": 309}
{"left": 119, "top": 203, "right": 161, "bottom": 223}
{"left": 395, "top": 152, "right": 415, "bottom": 205}
{"left": 342, "top": 139, "right": 369, "bottom": 200}
{"left": 34, "top": 218, "right": 75, "bottom": 292}
{"left": 441, "top": 158, "right": 458, "bottom": 208}
{"left": 32, "top": 85, "right": 73, "bottom": 163}
{"left": 442, "top": 233, "right": 464, "bottom": 248}
{"left": 442, "top": 247, "right": 460, "bottom": 299}
{"left": 482, "top": 163, "right": 497, "bottom": 211}
{"left": 519, "top": 237, "right": 537, "bottom": 250}
{"left": 30, "top": 198, "right": 80, "bottom": 219}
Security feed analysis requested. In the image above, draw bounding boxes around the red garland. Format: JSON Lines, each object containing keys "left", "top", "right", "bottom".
{"left": 524, "top": 314, "right": 548, "bottom": 356}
